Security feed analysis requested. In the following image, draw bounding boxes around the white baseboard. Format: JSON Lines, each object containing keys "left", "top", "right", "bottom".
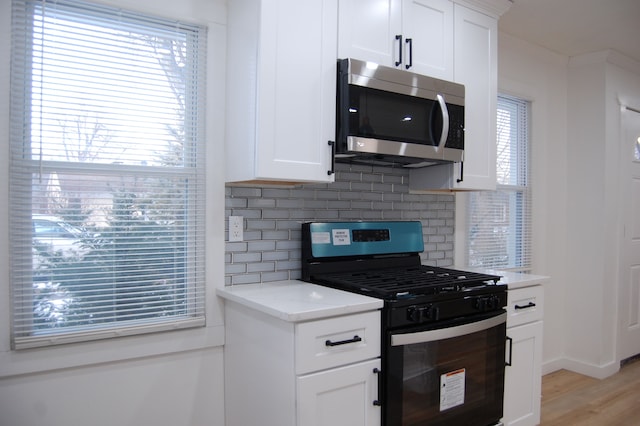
{"left": 541, "top": 357, "right": 564, "bottom": 376}
{"left": 542, "top": 357, "right": 620, "bottom": 379}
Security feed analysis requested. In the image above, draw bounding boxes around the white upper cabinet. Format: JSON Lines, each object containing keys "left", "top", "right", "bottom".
{"left": 339, "top": 0, "right": 506, "bottom": 191}
{"left": 402, "top": 0, "right": 454, "bottom": 79}
{"left": 338, "top": 0, "right": 454, "bottom": 80}
{"left": 225, "top": 0, "right": 337, "bottom": 184}
{"left": 452, "top": 4, "right": 497, "bottom": 190}
{"left": 409, "top": 2, "right": 500, "bottom": 191}
{"left": 337, "top": 0, "right": 401, "bottom": 69}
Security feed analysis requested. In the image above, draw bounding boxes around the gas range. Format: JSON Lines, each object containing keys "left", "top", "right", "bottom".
{"left": 311, "top": 265, "right": 501, "bottom": 300}
{"left": 301, "top": 221, "right": 506, "bottom": 329}
{"left": 301, "top": 221, "right": 508, "bottom": 426}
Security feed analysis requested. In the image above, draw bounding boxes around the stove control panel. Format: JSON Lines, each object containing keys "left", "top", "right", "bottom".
{"left": 473, "top": 295, "right": 502, "bottom": 312}
{"left": 387, "top": 288, "right": 507, "bottom": 328}
{"left": 302, "top": 221, "right": 424, "bottom": 259}
{"left": 352, "top": 228, "right": 390, "bottom": 242}
{"left": 407, "top": 305, "right": 439, "bottom": 323}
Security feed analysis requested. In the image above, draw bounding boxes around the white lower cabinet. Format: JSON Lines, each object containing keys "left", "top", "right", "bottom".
{"left": 224, "top": 301, "right": 381, "bottom": 426}
{"left": 297, "top": 358, "right": 381, "bottom": 426}
{"left": 503, "top": 284, "right": 544, "bottom": 426}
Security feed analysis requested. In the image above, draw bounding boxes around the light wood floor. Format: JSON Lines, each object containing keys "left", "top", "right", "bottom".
{"left": 540, "top": 358, "right": 640, "bottom": 425}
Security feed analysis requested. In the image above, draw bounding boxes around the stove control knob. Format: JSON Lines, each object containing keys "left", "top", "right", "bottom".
{"left": 407, "top": 305, "right": 439, "bottom": 323}
{"left": 474, "top": 295, "right": 500, "bottom": 311}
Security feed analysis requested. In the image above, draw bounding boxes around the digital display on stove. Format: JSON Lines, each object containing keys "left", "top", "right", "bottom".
{"left": 352, "top": 229, "right": 390, "bottom": 242}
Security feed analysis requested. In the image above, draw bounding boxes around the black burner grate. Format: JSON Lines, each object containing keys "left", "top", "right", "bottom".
{"left": 314, "top": 266, "right": 501, "bottom": 299}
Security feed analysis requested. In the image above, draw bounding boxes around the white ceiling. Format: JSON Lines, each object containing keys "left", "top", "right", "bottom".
{"left": 498, "top": 0, "right": 640, "bottom": 62}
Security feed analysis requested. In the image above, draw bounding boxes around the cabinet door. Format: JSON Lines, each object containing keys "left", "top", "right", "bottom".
{"left": 255, "top": 0, "right": 337, "bottom": 182}
{"left": 227, "top": 0, "right": 337, "bottom": 184}
{"left": 338, "top": 0, "right": 402, "bottom": 67}
{"left": 408, "top": 5, "right": 497, "bottom": 191}
{"left": 452, "top": 4, "right": 497, "bottom": 190}
{"left": 401, "top": 0, "right": 453, "bottom": 79}
{"left": 504, "top": 321, "right": 543, "bottom": 426}
{"left": 297, "top": 358, "right": 381, "bottom": 426}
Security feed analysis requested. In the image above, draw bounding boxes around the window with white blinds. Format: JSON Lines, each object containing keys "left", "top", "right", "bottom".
{"left": 9, "top": 0, "right": 207, "bottom": 349}
{"left": 466, "top": 95, "right": 531, "bottom": 272}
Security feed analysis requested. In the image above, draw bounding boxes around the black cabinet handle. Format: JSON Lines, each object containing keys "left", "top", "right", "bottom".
{"left": 327, "top": 140, "right": 335, "bottom": 176}
{"left": 505, "top": 336, "right": 513, "bottom": 366}
{"left": 395, "top": 34, "right": 403, "bottom": 66}
{"left": 325, "top": 335, "right": 362, "bottom": 347}
{"left": 373, "top": 367, "right": 382, "bottom": 406}
{"left": 514, "top": 302, "right": 536, "bottom": 310}
{"left": 456, "top": 161, "right": 464, "bottom": 183}
{"left": 405, "top": 38, "right": 413, "bottom": 69}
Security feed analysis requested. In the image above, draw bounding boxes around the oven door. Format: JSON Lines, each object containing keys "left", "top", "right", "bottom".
{"left": 384, "top": 310, "right": 507, "bottom": 426}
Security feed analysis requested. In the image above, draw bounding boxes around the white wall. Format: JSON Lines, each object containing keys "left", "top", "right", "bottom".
{"left": 0, "top": 0, "right": 228, "bottom": 425}
{"left": 0, "top": 348, "right": 225, "bottom": 426}
{"left": 563, "top": 51, "right": 640, "bottom": 378}
{"left": 499, "top": 31, "right": 640, "bottom": 378}
{"left": 497, "top": 32, "right": 569, "bottom": 373}
{"left": 564, "top": 55, "right": 612, "bottom": 376}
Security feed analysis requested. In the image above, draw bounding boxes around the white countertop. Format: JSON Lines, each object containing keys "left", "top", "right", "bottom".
{"left": 217, "top": 280, "right": 383, "bottom": 322}
{"left": 455, "top": 266, "right": 550, "bottom": 290}
{"left": 218, "top": 270, "right": 548, "bottom": 322}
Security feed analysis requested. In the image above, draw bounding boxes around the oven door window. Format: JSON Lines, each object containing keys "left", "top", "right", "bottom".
{"left": 385, "top": 312, "right": 506, "bottom": 426}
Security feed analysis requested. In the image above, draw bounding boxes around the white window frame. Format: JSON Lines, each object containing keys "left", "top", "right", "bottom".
{"left": 8, "top": 0, "right": 208, "bottom": 350}
{"left": 464, "top": 94, "right": 531, "bottom": 272}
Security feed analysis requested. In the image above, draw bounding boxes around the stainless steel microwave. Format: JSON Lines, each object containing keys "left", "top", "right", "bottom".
{"left": 335, "top": 58, "right": 465, "bottom": 168}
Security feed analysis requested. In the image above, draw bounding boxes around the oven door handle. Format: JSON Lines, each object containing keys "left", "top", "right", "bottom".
{"left": 391, "top": 312, "right": 507, "bottom": 346}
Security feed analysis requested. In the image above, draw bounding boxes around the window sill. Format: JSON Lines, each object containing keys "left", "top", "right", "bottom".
{"left": 0, "top": 323, "right": 224, "bottom": 378}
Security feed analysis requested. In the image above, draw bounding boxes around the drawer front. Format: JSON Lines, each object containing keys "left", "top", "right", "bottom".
{"left": 507, "top": 285, "right": 544, "bottom": 327}
{"left": 295, "top": 310, "right": 381, "bottom": 375}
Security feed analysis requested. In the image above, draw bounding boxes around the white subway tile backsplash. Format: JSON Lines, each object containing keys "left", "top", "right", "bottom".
{"left": 225, "top": 163, "right": 455, "bottom": 285}
{"left": 261, "top": 230, "right": 290, "bottom": 240}
{"left": 247, "top": 262, "right": 275, "bottom": 273}
{"left": 262, "top": 251, "right": 290, "bottom": 261}
{"left": 248, "top": 240, "right": 277, "bottom": 251}
{"left": 313, "top": 210, "right": 341, "bottom": 220}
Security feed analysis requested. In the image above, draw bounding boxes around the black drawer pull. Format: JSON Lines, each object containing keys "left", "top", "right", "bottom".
{"left": 327, "top": 140, "right": 335, "bottom": 175}
{"left": 514, "top": 302, "right": 536, "bottom": 310}
{"left": 405, "top": 38, "right": 413, "bottom": 69}
{"left": 325, "top": 335, "right": 362, "bottom": 347}
{"left": 373, "top": 368, "right": 382, "bottom": 406}
{"left": 395, "top": 34, "right": 403, "bottom": 66}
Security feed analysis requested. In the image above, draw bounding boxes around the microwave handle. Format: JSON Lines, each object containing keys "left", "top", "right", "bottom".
{"left": 436, "top": 94, "right": 449, "bottom": 151}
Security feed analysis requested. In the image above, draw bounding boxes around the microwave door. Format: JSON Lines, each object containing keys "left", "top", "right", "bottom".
{"left": 349, "top": 87, "right": 444, "bottom": 156}
{"left": 336, "top": 58, "right": 465, "bottom": 165}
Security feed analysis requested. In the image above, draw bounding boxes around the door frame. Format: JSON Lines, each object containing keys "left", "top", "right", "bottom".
{"left": 617, "top": 103, "right": 640, "bottom": 362}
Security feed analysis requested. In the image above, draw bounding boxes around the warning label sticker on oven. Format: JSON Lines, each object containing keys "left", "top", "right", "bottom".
{"left": 440, "top": 368, "right": 466, "bottom": 411}
{"left": 332, "top": 229, "right": 351, "bottom": 245}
